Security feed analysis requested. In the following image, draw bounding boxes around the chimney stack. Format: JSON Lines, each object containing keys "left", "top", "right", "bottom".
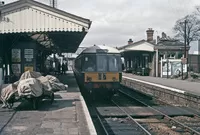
{"left": 157, "top": 36, "right": 160, "bottom": 43}
{"left": 162, "top": 32, "right": 167, "bottom": 39}
{"left": 50, "top": 0, "right": 57, "bottom": 8}
{"left": 146, "top": 28, "right": 154, "bottom": 42}
{"left": 128, "top": 39, "right": 133, "bottom": 45}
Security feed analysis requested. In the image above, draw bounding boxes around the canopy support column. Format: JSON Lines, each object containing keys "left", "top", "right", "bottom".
{"left": 0, "top": 35, "right": 4, "bottom": 85}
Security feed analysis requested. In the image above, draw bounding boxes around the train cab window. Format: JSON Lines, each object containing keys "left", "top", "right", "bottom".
{"left": 108, "top": 55, "right": 118, "bottom": 71}
{"left": 108, "top": 55, "right": 121, "bottom": 71}
{"left": 97, "top": 55, "right": 107, "bottom": 72}
{"left": 83, "top": 55, "right": 96, "bottom": 72}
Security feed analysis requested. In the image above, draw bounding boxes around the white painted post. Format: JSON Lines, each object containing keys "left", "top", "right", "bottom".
{"left": 3, "top": 64, "right": 5, "bottom": 77}
{"left": 131, "top": 60, "right": 133, "bottom": 68}
{"left": 7, "top": 64, "right": 10, "bottom": 76}
{"left": 161, "top": 57, "right": 163, "bottom": 78}
{"left": 127, "top": 60, "right": 129, "bottom": 69}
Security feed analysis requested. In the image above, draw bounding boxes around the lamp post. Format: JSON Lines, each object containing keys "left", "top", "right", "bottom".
{"left": 181, "top": 58, "right": 184, "bottom": 80}
{"left": 184, "top": 20, "right": 189, "bottom": 79}
{"left": 180, "top": 48, "right": 184, "bottom": 80}
{"left": 179, "top": 20, "right": 188, "bottom": 79}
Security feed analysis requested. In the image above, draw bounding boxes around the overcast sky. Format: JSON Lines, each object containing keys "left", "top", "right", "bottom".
{"left": 5, "top": 0, "right": 200, "bottom": 53}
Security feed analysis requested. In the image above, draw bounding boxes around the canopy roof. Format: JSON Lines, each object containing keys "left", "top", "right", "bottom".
{"left": 118, "top": 40, "right": 155, "bottom": 53}
{"left": 0, "top": 0, "right": 92, "bottom": 52}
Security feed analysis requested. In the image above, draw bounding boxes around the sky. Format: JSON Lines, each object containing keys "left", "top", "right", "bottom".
{"left": 4, "top": 0, "right": 200, "bottom": 53}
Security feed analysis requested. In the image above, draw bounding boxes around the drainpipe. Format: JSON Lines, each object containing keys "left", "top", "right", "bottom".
{"left": 156, "top": 49, "right": 158, "bottom": 77}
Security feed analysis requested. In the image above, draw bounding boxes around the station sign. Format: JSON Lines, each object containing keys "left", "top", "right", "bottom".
{"left": 12, "top": 49, "right": 21, "bottom": 62}
{"left": 24, "top": 49, "right": 33, "bottom": 62}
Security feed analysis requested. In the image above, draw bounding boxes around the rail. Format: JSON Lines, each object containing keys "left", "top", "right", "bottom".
{"left": 91, "top": 103, "right": 110, "bottom": 135}
{"left": 118, "top": 89, "right": 200, "bottom": 135}
{"left": 111, "top": 100, "right": 152, "bottom": 135}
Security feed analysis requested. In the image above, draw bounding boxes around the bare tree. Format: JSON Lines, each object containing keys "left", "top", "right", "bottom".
{"left": 173, "top": 14, "right": 200, "bottom": 45}
{"left": 196, "top": 6, "right": 200, "bottom": 14}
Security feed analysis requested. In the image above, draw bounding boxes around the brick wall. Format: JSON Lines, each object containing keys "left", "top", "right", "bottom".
{"left": 121, "top": 78, "right": 200, "bottom": 109}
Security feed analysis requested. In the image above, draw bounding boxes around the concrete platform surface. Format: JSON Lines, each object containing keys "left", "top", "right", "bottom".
{"left": 123, "top": 73, "right": 200, "bottom": 96}
{"left": 0, "top": 71, "right": 97, "bottom": 135}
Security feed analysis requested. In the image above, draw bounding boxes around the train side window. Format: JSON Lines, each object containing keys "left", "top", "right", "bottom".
{"left": 85, "top": 57, "right": 88, "bottom": 61}
{"left": 83, "top": 55, "right": 96, "bottom": 72}
{"left": 75, "top": 58, "right": 82, "bottom": 71}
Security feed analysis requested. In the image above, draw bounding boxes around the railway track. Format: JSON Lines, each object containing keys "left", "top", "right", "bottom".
{"left": 117, "top": 88, "right": 200, "bottom": 135}
{"left": 86, "top": 86, "right": 200, "bottom": 134}
{"left": 92, "top": 100, "right": 152, "bottom": 135}
{"left": 92, "top": 96, "right": 185, "bottom": 135}
{"left": 88, "top": 92, "right": 160, "bottom": 134}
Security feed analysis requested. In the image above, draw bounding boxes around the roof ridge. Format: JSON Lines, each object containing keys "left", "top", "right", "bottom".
{"left": 0, "top": 0, "right": 91, "bottom": 25}
{"left": 118, "top": 39, "right": 148, "bottom": 50}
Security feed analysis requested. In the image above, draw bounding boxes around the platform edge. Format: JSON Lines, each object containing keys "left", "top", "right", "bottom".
{"left": 123, "top": 76, "right": 185, "bottom": 94}
{"left": 79, "top": 95, "right": 97, "bottom": 135}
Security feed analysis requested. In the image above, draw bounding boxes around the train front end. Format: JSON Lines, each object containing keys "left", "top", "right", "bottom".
{"left": 83, "top": 49, "right": 122, "bottom": 99}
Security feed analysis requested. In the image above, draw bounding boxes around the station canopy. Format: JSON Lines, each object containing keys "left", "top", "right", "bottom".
{"left": 0, "top": 0, "right": 92, "bottom": 53}
{"left": 118, "top": 40, "right": 155, "bottom": 53}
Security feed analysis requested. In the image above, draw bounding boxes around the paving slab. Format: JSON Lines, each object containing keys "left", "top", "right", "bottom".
{"left": 0, "top": 72, "right": 97, "bottom": 135}
{"left": 123, "top": 73, "right": 200, "bottom": 96}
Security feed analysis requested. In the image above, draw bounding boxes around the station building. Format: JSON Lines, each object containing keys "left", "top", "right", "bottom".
{"left": 118, "top": 28, "right": 190, "bottom": 77}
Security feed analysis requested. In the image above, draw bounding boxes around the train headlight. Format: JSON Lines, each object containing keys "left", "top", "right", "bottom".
{"left": 112, "top": 77, "right": 117, "bottom": 82}
{"left": 86, "top": 76, "right": 92, "bottom": 82}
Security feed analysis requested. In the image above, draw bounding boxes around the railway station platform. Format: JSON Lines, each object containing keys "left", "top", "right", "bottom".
{"left": 0, "top": 71, "right": 97, "bottom": 135}
{"left": 122, "top": 73, "right": 200, "bottom": 109}
{"left": 123, "top": 73, "right": 200, "bottom": 95}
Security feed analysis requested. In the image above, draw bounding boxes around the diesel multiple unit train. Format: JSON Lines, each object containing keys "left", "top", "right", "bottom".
{"left": 73, "top": 45, "right": 122, "bottom": 99}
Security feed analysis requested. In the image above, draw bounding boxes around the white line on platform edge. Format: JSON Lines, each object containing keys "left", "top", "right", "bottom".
{"left": 79, "top": 95, "right": 97, "bottom": 135}
{"left": 123, "top": 76, "right": 185, "bottom": 94}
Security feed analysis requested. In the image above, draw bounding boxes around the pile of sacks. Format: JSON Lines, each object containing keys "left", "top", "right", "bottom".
{"left": 0, "top": 71, "right": 68, "bottom": 108}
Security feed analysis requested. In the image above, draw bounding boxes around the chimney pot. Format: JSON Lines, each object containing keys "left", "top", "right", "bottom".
{"left": 157, "top": 36, "right": 160, "bottom": 42}
{"left": 128, "top": 38, "right": 133, "bottom": 45}
{"left": 162, "top": 32, "right": 167, "bottom": 39}
{"left": 146, "top": 28, "right": 154, "bottom": 42}
{"left": 0, "top": 1, "right": 5, "bottom": 6}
